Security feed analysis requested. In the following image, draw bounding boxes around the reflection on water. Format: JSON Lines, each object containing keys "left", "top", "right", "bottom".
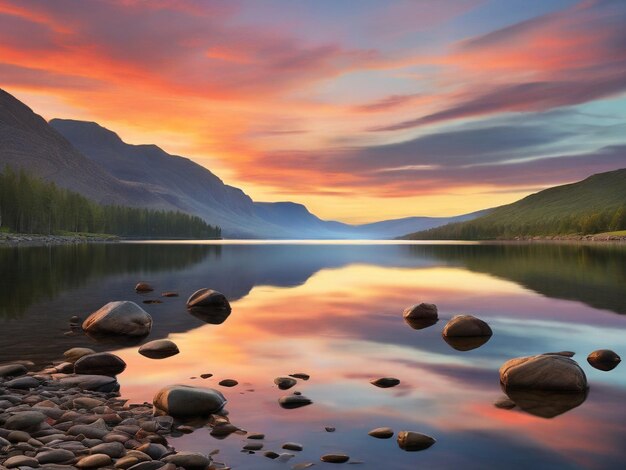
{"left": 1, "top": 241, "right": 625, "bottom": 469}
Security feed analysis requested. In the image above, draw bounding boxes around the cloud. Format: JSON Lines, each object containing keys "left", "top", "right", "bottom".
{"left": 373, "top": 0, "right": 626, "bottom": 131}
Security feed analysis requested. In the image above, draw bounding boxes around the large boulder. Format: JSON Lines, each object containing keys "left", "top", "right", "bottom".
{"left": 74, "top": 352, "right": 127, "bottom": 376}
{"left": 153, "top": 385, "right": 227, "bottom": 418}
{"left": 82, "top": 301, "right": 152, "bottom": 337}
{"left": 139, "top": 339, "right": 180, "bottom": 359}
{"left": 500, "top": 354, "right": 588, "bottom": 391}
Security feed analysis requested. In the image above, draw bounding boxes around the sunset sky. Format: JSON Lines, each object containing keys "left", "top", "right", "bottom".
{"left": 1, "top": 0, "right": 625, "bottom": 223}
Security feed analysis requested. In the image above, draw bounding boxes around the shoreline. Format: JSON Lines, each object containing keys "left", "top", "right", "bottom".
{"left": 0, "top": 233, "right": 119, "bottom": 247}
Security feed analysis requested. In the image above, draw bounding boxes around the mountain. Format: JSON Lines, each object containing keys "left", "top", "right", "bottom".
{"left": 50, "top": 118, "right": 487, "bottom": 238}
{"left": 0, "top": 89, "right": 171, "bottom": 209}
{"left": 0, "top": 88, "right": 485, "bottom": 238}
{"left": 401, "top": 169, "right": 626, "bottom": 240}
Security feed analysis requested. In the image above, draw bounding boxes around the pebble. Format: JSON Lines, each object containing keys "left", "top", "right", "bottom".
{"left": 274, "top": 377, "right": 297, "bottom": 390}
{"left": 77, "top": 453, "right": 113, "bottom": 468}
{"left": 289, "top": 373, "right": 310, "bottom": 380}
{"left": 4, "top": 455, "right": 41, "bottom": 468}
{"left": 321, "top": 453, "right": 350, "bottom": 463}
{"left": 397, "top": 431, "right": 436, "bottom": 451}
{"left": 282, "top": 442, "right": 304, "bottom": 451}
{"left": 368, "top": 427, "right": 394, "bottom": 439}
{"left": 278, "top": 394, "right": 313, "bottom": 409}
{"left": 218, "top": 379, "right": 238, "bottom": 387}
{"left": 370, "top": 377, "right": 400, "bottom": 388}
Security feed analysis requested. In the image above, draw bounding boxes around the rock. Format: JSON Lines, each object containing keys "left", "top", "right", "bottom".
{"left": 75, "top": 352, "right": 127, "bottom": 376}
{"left": 403, "top": 303, "right": 438, "bottom": 329}
{"left": 278, "top": 394, "right": 312, "bottom": 409}
{"left": 36, "top": 448, "right": 76, "bottom": 464}
{"left": 77, "top": 454, "right": 112, "bottom": 468}
{"left": 4, "top": 455, "right": 40, "bottom": 468}
{"left": 264, "top": 451, "right": 280, "bottom": 459}
{"left": 82, "top": 301, "right": 152, "bottom": 337}
{"left": 368, "top": 427, "right": 394, "bottom": 439}
{"left": 282, "top": 442, "right": 303, "bottom": 451}
{"left": 218, "top": 379, "right": 238, "bottom": 387}
{"left": 443, "top": 335, "right": 491, "bottom": 351}
{"left": 247, "top": 433, "right": 265, "bottom": 439}
{"left": 90, "top": 442, "right": 126, "bottom": 458}
{"left": 135, "top": 282, "right": 154, "bottom": 292}
{"left": 64, "top": 347, "right": 97, "bottom": 363}
{"left": 493, "top": 397, "right": 516, "bottom": 409}
{"left": 325, "top": 426, "right": 335, "bottom": 432}
{"left": 186, "top": 289, "right": 231, "bottom": 311}
{"left": 136, "top": 443, "right": 167, "bottom": 460}
{"left": 68, "top": 424, "right": 109, "bottom": 439}
{"left": 7, "top": 431, "right": 31, "bottom": 442}
{"left": 162, "top": 452, "right": 211, "bottom": 468}
{"left": 57, "top": 374, "right": 120, "bottom": 392}
{"left": 500, "top": 354, "right": 588, "bottom": 391}
{"left": 0, "top": 363, "right": 28, "bottom": 377}
{"left": 127, "top": 462, "right": 165, "bottom": 470}
{"left": 274, "top": 377, "right": 297, "bottom": 390}
{"left": 5, "top": 376, "right": 40, "bottom": 389}
{"left": 161, "top": 292, "right": 179, "bottom": 297}
{"left": 442, "top": 315, "right": 492, "bottom": 337}
{"left": 73, "top": 397, "right": 104, "bottom": 409}
{"left": 138, "top": 340, "right": 180, "bottom": 359}
{"left": 587, "top": 349, "right": 621, "bottom": 371}
{"left": 153, "top": 385, "right": 227, "bottom": 417}
{"left": 243, "top": 442, "right": 263, "bottom": 451}
{"left": 200, "top": 373, "right": 213, "bottom": 379}
{"left": 544, "top": 351, "right": 575, "bottom": 357}
{"left": 397, "top": 431, "right": 436, "bottom": 451}
{"left": 370, "top": 377, "right": 400, "bottom": 388}
{"left": 321, "top": 454, "right": 350, "bottom": 463}
{"left": 4, "top": 411, "right": 46, "bottom": 431}
{"left": 289, "top": 373, "right": 310, "bottom": 380}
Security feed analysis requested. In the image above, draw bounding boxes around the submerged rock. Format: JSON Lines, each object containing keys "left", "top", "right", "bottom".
{"left": 138, "top": 340, "right": 180, "bottom": 359}
{"left": 370, "top": 377, "right": 400, "bottom": 388}
{"left": 161, "top": 291, "right": 179, "bottom": 297}
{"left": 74, "top": 352, "right": 127, "bottom": 376}
{"left": 153, "top": 385, "right": 227, "bottom": 417}
{"left": 500, "top": 354, "right": 588, "bottom": 391}
{"left": 587, "top": 349, "right": 621, "bottom": 371}
{"left": 83, "top": 301, "right": 152, "bottom": 337}
{"left": 397, "top": 431, "right": 436, "bottom": 451}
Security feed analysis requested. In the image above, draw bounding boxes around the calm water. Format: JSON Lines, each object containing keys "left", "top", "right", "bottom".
{"left": 1, "top": 241, "right": 625, "bottom": 469}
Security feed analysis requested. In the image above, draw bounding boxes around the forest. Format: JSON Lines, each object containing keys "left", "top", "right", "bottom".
{"left": 0, "top": 166, "right": 221, "bottom": 238}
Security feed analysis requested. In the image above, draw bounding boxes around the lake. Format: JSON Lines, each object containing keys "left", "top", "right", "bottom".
{"left": 1, "top": 241, "right": 625, "bottom": 469}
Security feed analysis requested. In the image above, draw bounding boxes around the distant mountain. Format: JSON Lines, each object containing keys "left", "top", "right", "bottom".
{"left": 0, "top": 89, "right": 170, "bottom": 209}
{"left": 402, "top": 169, "right": 626, "bottom": 240}
{"left": 0, "top": 88, "right": 486, "bottom": 238}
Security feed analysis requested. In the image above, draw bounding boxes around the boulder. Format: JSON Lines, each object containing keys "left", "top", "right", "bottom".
{"left": 64, "top": 347, "right": 97, "bottom": 363}
{"left": 153, "top": 385, "right": 227, "bottom": 418}
{"left": 82, "top": 301, "right": 152, "bottom": 337}
{"left": 442, "top": 315, "right": 492, "bottom": 337}
{"left": 397, "top": 431, "right": 436, "bottom": 451}
{"left": 138, "top": 340, "right": 180, "bottom": 359}
{"left": 587, "top": 349, "right": 621, "bottom": 371}
{"left": 499, "top": 354, "right": 588, "bottom": 391}
{"left": 74, "top": 352, "right": 127, "bottom": 376}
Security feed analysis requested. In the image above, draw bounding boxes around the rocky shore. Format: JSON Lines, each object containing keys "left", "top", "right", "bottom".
{"left": 0, "top": 234, "right": 118, "bottom": 246}
{"left": 511, "top": 234, "right": 626, "bottom": 242}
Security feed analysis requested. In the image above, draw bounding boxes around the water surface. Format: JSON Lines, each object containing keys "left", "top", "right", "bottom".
{"left": 1, "top": 241, "right": 625, "bottom": 469}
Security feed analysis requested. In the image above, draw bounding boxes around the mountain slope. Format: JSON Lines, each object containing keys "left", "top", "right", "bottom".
{"left": 0, "top": 89, "right": 171, "bottom": 209}
{"left": 402, "top": 168, "right": 626, "bottom": 239}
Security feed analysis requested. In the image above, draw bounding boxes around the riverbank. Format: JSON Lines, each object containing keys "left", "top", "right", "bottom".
{"left": 0, "top": 233, "right": 119, "bottom": 246}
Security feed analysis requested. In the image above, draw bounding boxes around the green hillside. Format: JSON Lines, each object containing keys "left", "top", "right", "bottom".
{"left": 402, "top": 168, "right": 626, "bottom": 240}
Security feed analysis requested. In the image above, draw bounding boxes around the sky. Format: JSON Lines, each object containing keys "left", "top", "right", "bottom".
{"left": 1, "top": 0, "right": 625, "bottom": 223}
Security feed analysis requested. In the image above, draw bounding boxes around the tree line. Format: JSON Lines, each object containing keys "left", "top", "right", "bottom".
{"left": 0, "top": 166, "right": 221, "bottom": 238}
{"left": 408, "top": 205, "right": 626, "bottom": 240}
